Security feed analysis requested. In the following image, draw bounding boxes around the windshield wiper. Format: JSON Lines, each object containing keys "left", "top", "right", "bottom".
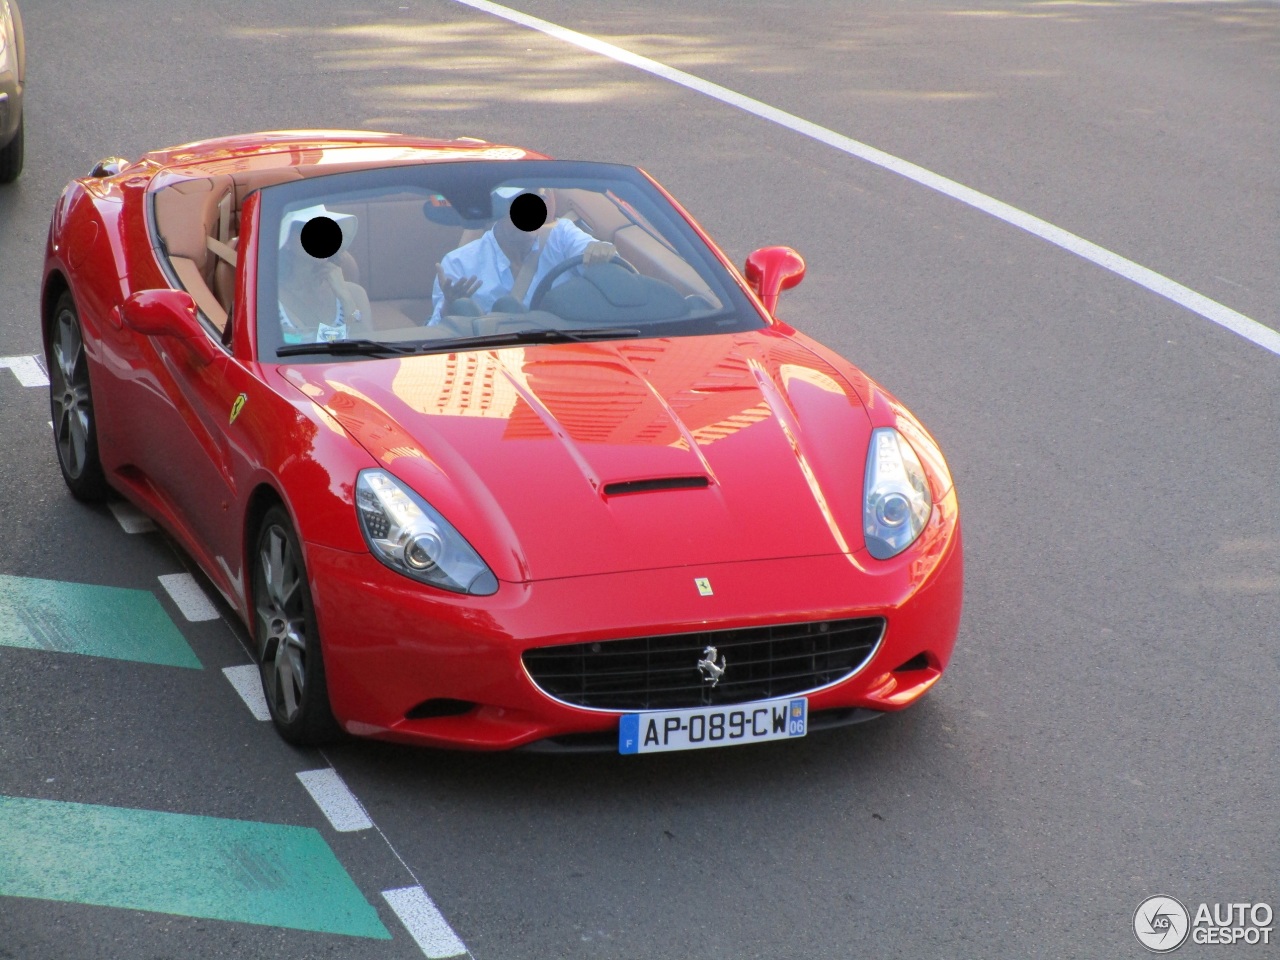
{"left": 276, "top": 327, "right": 644, "bottom": 359}
{"left": 412, "top": 327, "right": 643, "bottom": 355}
{"left": 276, "top": 339, "right": 420, "bottom": 358}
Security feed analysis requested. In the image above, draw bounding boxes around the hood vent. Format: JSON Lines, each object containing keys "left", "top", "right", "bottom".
{"left": 603, "top": 476, "right": 710, "bottom": 497}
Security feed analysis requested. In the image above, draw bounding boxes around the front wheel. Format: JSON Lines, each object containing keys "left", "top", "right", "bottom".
{"left": 253, "top": 505, "right": 340, "bottom": 745}
{"left": 49, "top": 291, "right": 109, "bottom": 501}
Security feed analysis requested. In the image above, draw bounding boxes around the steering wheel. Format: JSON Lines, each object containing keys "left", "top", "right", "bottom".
{"left": 529, "top": 254, "right": 636, "bottom": 311}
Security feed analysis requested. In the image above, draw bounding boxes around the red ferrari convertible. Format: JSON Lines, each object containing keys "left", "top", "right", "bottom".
{"left": 43, "top": 131, "right": 962, "bottom": 752}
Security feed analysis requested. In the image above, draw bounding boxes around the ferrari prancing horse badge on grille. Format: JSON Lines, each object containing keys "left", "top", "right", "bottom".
{"left": 697, "top": 645, "right": 726, "bottom": 685}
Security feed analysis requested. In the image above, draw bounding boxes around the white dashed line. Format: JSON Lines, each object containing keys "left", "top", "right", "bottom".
{"left": 108, "top": 500, "right": 157, "bottom": 534}
{"left": 0, "top": 355, "right": 50, "bottom": 387}
{"left": 449, "top": 0, "right": 1280, "bottom": 359}
{"left": 382, "top": 886, "right": 470, "bottom": 959}
{"left": 157, "top": 572, "right": 220, "bottom": 621}
{"left": 221, "top": 665, "right": 271, "bottom": 721}
{"left": 296, "top": 768, "right": 374, "bottom": 833}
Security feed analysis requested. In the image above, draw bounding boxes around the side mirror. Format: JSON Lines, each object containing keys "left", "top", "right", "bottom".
{"left": 120, "top": 289, "right": 219, "bottom": 365}
{"left": 744, "top": 246, "right": 806, "bottom": 315}
{"left": 121, "top": 289, "right": 200, "bottom": 337}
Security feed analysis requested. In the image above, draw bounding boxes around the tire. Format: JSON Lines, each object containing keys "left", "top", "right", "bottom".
{"left": 0, "top": 112, "right": 23, "bottom": 184}
{"left": 48, "top": 291, "right": 109, "bottom": 501}
{"left": 252, "top": 505, "right": 340, "bottom": 745}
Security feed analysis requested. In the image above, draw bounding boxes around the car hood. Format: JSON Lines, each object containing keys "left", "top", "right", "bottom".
{"left": 281, "top": 330, "right": 874, "bottom": 582}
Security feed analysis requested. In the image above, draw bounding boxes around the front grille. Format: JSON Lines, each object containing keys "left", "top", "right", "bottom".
{"left": 522, "top": 618, "right": 885, "bottom": 711}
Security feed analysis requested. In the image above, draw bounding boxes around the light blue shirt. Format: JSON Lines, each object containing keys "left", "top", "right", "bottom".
{"left": 430, "top": 219, "right": 597, "bottom": 323}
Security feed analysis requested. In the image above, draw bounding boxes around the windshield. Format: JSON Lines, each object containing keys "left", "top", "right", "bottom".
{"left": 255, "top": 160, "right": 766, "bottom": 362}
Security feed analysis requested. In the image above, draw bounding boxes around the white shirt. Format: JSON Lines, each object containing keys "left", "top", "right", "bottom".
{"left": 430, "top": 219, "right": 597, "bottom": 324}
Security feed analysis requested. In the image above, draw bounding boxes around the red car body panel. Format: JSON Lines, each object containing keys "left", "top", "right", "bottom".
{"left": 277, "top": 329, "right": 878, "bottom": 582}
{"left": 309, "top": 503, "right": 961, "bottom": 749}
{"left": 42, "top": 131, "right": 963, "bottom": 750}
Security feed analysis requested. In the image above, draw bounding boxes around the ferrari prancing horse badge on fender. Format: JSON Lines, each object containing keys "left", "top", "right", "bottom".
{"left": 695, "top": 577, "right": 713, "bottom": 596}
{"left": 229, "top": 392, "right": 247, "bottom": 425}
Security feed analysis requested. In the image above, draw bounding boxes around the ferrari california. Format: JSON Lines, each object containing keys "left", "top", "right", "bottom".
{"left": 43, "top": 130, "right": 962, "bottom": 752}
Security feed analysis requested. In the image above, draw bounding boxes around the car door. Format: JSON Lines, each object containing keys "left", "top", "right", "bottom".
{"left": 121, "top": 188, "right": 252, "bottom": 599}
{"left": 134, "top": 317, "right": 243, "bottom": 580}
{"left": 156, "top": 193, "right": 291, "bottom": 606}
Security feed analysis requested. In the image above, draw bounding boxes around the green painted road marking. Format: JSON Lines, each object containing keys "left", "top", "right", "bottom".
{"left": 0, "top": 795, "right": 391, "bottom": 939}
{"left": 0, "top": 573, "right": 201, "bottom": 668}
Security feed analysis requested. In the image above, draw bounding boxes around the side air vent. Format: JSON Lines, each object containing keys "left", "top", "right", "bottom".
{"left": 892, "top": 653, "right": 930, "bottom": 673}
{"left": 405, "top": 698, "right": 476, "bottom": 720}
{"left": 603, "top": 476, "right": 710, "bottom": 497}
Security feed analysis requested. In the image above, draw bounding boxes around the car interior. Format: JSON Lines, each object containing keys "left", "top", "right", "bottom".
{"left": 150, "top": 167, "right": 724, "bottom": 346}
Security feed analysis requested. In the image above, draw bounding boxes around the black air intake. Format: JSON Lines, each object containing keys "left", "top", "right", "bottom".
{"left": 523, "top": 618, "right": 885, "bottom": 710}
{"left": 602, "top": 476, "right": 709, "bottom": 496}
{"left": 405, "top": 699, "right": 476, "bottom": 720}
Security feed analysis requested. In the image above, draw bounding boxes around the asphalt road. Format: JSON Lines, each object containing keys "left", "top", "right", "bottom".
{"left": 1, "top": 1, "right": 1277, "bottom": 958}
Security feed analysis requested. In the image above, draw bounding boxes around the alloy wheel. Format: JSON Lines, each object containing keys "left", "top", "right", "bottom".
{"left": 255, "top": 524, "right": 309, "bottom": 723}
{"left": 50, "top": 306, "right": 93, "bottom": 480}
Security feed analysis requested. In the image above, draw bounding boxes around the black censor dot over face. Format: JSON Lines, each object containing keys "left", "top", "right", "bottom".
{"left": 509, "top": 193, "right": 548, "bottom": 233}
{"left": 300, "top": 216, "right": 343, "bottom": 259}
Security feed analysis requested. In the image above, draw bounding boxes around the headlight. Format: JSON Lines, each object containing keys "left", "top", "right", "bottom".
{"left": 863, "top": 428, "right": 932, "bottom": 560}
{"left": 355, "top": 468, "right": 498, "bottom": 595}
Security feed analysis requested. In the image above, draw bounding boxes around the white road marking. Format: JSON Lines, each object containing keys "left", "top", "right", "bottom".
{"left": 449, "top": 0, "right": 1280, "bottom": 359}
{"left": 108, "top": 500, "right": 157, "bottom": 534}
{"left": 221, "top": 664, "right": 271, "bottom": 721}
{"left": 0, "top": 355, "right": 50, "bottom": 387}
{"left": 382, "top": 886, "right": 470, "bottom": 958}
{"left": 157, "top": 572, "right": 220, "bottom": 621}
{"left": 296, "top": 768, "right": 374, "bottom": 833}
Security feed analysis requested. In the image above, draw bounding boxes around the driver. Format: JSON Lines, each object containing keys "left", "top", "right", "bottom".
{"left": 430, "top": 186, "right": 617, "bottom": 323}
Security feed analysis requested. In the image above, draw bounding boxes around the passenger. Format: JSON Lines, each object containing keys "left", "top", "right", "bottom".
{"left": 277, "top": 207, "right": 373, "bottom": 344}
{"left": 430, "top": 186, "right": 617, "bottom": 323}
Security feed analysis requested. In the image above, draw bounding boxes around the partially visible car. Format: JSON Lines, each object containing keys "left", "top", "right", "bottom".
{"left": 0, "top": 0, "right": 24, "bottom": 183}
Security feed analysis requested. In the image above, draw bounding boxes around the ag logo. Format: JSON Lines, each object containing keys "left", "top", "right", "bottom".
{"left": 228, "top": 392, "right": 247, "bottom": 425}
{"left": 1134, "top": 895, "right": 1189, "bottom": 953}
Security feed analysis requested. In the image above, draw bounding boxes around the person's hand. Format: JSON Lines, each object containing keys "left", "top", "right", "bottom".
{"left": 436, "top": 264, "right": 482, "bottom": 305}
{"left": 582, "top": 241, "right": 617, "bottom": 266}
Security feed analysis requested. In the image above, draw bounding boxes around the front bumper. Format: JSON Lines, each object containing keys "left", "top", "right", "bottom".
{"left": 306, "top": 488, "right": 962, "bottom": 750}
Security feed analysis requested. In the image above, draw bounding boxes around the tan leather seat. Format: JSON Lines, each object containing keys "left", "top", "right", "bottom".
{"left": 211, "top": 236, "right": 238, "bottom": 319}
{"left": 352, "top": 197, "right": 466, "bottom": 329}
{"left": 153, "top": 175, "right": 236, "bottom": 331}
{"left": 154, "top": 168, "right": 309, "bottom": 329}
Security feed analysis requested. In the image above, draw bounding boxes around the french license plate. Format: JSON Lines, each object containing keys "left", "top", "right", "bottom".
{"left": 618, "top": 696, "right": 808, "bottom": 754}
